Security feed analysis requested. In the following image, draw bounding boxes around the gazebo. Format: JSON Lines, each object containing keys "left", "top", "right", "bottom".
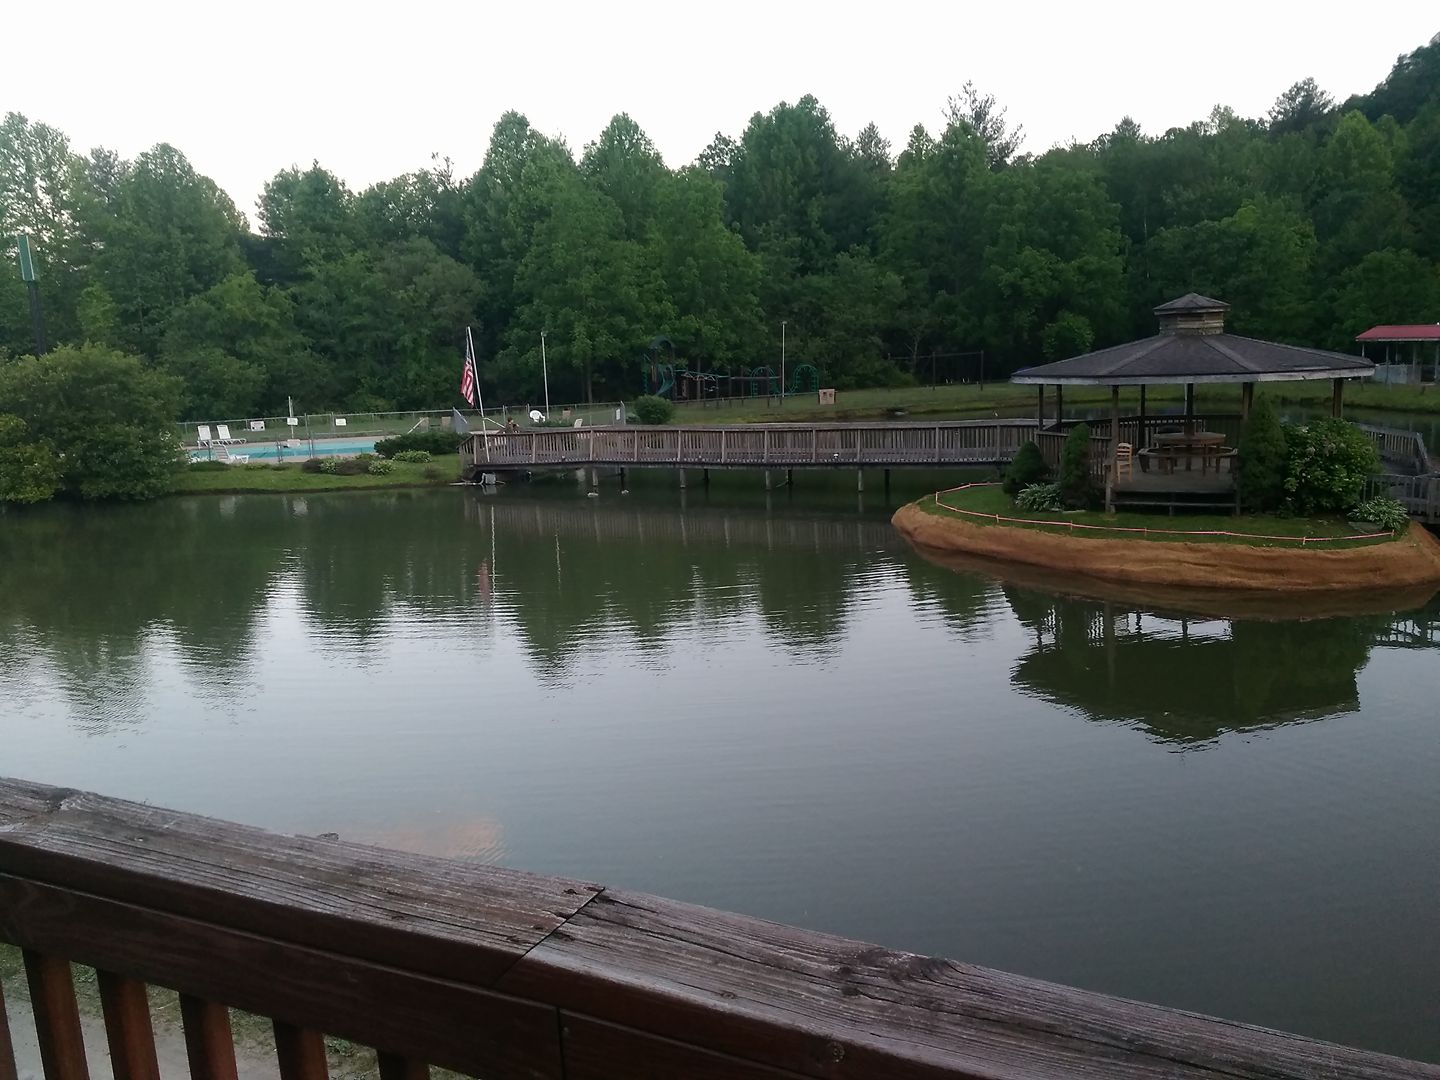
{"left": 1012, "top": 294, "right": 1375, "bottom": 511}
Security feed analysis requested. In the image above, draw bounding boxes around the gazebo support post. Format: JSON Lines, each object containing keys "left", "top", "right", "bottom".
{"left": 1138, "top": 385, "right": 1148, "bottom": 448}
{"left": 1332, "top": 378, "right": 1345, "bottom": 419}
{"left": 1108, "top": 384, "right": 1120, "bottom": 513}
{"left": 1184, "top": 383, "right": 1196, "bottom": 435}
{"left": 1055, "top": 384, "right": 1064, "bottom": 427}
{"left": 1036, "top": 385, "right": 1045, "bottom": 427}
{"left": 1241, "top": 382, "right": 1255, "bottom": 422}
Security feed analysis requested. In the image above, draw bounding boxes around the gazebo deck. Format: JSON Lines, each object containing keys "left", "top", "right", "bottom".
{"left": 1113, "top": 468, "right": 1237, "bottom": 513}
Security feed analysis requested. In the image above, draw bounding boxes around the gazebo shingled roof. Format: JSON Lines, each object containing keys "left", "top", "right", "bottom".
{"left": 1012, "top": 294, "right": 1374, "bottom": 386}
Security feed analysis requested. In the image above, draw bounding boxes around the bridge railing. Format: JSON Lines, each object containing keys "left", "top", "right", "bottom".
{"left": 1357, "top": 424, "right": 1433, "bottom": 475}
{"left": 1, "top": 778, "right": 1431, "bottom": 1080}
{"left": 468, "top": 420, "right": 1041, "bottom": 470}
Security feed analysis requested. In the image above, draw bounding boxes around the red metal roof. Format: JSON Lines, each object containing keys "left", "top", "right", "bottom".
{"left": 1356, "top": 324, "right": 1440, "bottom": 341}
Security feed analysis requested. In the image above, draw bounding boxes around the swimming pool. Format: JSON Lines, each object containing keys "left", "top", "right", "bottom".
{"left": 191, "top": 437, "right": 378, "bottom": 461}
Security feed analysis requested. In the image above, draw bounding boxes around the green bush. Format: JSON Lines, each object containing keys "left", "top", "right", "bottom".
{"left": 1057, "top": 422, "right": 1096, "bottom": 509}
{"left": 422, "top": 464, "right": 442, "bottom": 481}
{"left": 188, "top": 460, "right": 231, "bottom": 473}
{"left": 300, "top": 458, "right": 324, "bottom": 474}
{"left": 392, "top": 449, "right": 432, "bottom": 463}
{"left": 0, "top": 418, "right": 62, "bottom": 504}
{"left": 318, "top": 458, "right": 342, "bottom": 474}
{"left": 374, "top": 432, "right": 463, "bottom": 458}
{"left": 1283, "top": 419, "right": 1380, "bottom": 515}
{"left": 1003, "top": 441, "right": 1050, "bottom": 496}
{"left": 0, "top": 345, "right": 183, "bottom": 502}
{"left": 1237, "top": 397, "right": 1288, "bottom": 513}
{"left": 631, "top": 395, "right": 675, "bottom": 425}
{"left": 367, "top": 459, "right": 395, "bottom": 476}
{"left": 1015, "top": 482, "right": 1063, "bottom": 511}
{"left": 1349, "top": 495, "right": 1410, "bottom": 531}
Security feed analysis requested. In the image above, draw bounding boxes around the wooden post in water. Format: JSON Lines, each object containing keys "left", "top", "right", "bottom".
{"left": 763, "top": 470, "right": 772, "bottom": 491}
{"left": 678, "top": 469, "right": 687, "bottom": 489}
{"left": 856, "top": 469, "right": 864, "bottom": 492}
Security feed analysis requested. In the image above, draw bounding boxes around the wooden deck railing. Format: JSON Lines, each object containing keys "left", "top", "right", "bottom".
{"left": 0, "top": 778, "right": 1433, "bottom": 1080}
{"left": 1357, "top": 423, "right": 1434, "bottom": 475}
{"left": 463, "top": 420, "right": 1040, "bottom": 471}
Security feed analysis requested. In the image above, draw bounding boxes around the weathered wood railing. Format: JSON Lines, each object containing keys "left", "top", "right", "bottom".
{"left": 1, "top": 779, "right": 1433, "bottom": 1080}
{"left": 1367, "top": 472, "right": 1440, "bottom": 523}
{"left": 1357, "top": 423, "right": 1434, "bottom": 475}
{"left": 463, "top": 420, "right": 1040, "bottom": 472}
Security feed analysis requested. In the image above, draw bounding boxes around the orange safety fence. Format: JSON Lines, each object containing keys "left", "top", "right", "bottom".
{"left": 931, "top": 483, "right": 1394, "bottom": 545}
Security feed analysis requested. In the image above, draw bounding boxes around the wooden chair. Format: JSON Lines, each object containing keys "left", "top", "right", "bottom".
{"left": 1115, "top": 442, "right": 1134, "bottom": 479}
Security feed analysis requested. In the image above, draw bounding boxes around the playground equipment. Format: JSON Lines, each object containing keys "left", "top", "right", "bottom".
{"left": 642, "top": 344, "right": 821, "bottom": 402}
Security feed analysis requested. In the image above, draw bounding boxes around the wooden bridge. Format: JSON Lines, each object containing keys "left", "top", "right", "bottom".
{"left": 0, "top": 777, "right": 1432, "bottom": 1080}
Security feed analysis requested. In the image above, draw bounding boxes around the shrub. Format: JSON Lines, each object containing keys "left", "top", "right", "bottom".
{"left": 0, "top": 345, "right": 183, "bottom": 502}
{"left": 1283, "top": 419, "right": 1380, "bottom": 515}
{"left": 318, "top": 458, "right": 342, "bottom": 474}
{"left": 1237, "top": 397, "right": 1288, "bottom": 513}
{"left": 1057, "top": 422, "right": 1096, "bottom": 509}
{"left": 1003, "top": 441, "right": 1050, "bottom": 496}
{"left": 422, "top": 465, "right": 442, "bottom": 481}
{"left": 631, "top": 395, "right": 674, "bottom": 425}
{"left": 1349, "top": 495, "right": 1410, "bottom": 532}
{"left": 374, "top": 432, "right": 463, "bottom": 458}
{"left": 300, "top": 458, "right": 324, "bottom": 474}
{"left": 1015, "top": 482, "right": 1063, "bottom": 512}
{"left": 367, "top": 459, "right": 395, "bottom": 476}
{"left": 187, "top": 460, "right": 230, "bottom": 472}
{"left": 0, "top": 417, "right": 62, "bottom": 504}
{"left": 393, "top": 449, "right": 432, "bottom": 463}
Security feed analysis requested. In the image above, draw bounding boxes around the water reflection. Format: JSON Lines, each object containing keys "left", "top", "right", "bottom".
{"left": 1005, "top": 592, "right": 1387, "bottom": 743}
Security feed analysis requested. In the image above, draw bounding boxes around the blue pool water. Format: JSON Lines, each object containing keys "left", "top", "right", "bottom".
{"left": 193, "top": 438, "right": 378, "bottom": 461}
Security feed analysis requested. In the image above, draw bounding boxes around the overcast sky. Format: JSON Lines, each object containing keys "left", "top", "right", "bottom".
{"left": 9, "top": 2, "right": 1437, "bottom": 223}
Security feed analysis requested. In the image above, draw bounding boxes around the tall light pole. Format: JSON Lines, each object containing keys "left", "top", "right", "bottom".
{"left": 539, "top": 330, "right": 551, "bottom": 418}
{"left": 16, "top": 234, "right": 47, "bottom": 355}
{"left": 780, "top": 320, "right": 787, "bottom": 406}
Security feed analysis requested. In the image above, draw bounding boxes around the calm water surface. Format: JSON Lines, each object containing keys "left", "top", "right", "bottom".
{"left": 2, "top": 481, "right": 1438, "bottom": 1061}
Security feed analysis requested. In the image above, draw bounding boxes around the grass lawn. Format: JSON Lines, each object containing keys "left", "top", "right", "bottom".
{"left": 171, "top": 455, "right": 462, "bottom": 495}
{"left": 920, "top": 484, "right": 1397, "bottom": 549}
{"left": 668, "top": 381, "right": 1440, "bottom": 425}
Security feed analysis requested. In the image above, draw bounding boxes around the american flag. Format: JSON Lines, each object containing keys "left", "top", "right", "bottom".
{"left": 460, "top": 330, "right": 479, "bottom": 407}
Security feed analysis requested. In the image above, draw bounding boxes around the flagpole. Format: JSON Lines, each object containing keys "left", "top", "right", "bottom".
{"left": 466, "top": 326, "right": 486, "bottom": 425}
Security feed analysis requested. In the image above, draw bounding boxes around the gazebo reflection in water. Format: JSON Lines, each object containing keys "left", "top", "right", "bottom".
{"left": 1012, "top": 294, "right": 1375, "bottom": 513}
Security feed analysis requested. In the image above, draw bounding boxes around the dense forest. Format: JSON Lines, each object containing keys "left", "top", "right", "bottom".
{"left": 2, "top": 34, "right": 1439, "bottom": 419}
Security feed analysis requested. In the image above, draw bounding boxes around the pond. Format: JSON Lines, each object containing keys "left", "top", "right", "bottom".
{"left": 1, "top": 480, "right": 1437, "bottom": 1062}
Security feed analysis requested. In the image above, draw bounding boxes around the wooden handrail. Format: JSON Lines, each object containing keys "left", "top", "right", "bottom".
{"left": 0, "top": 778, "right": 1432, "bottom": 1080}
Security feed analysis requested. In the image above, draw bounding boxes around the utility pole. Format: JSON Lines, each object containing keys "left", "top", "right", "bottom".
{"left": 780, "top": 320, "right": 787, "bottom": 406}
{"left": 16, "top": 235, "right": 47, "bottom": 355}
{"left": 540, "top": 329, "right": 551, "bottom": 418}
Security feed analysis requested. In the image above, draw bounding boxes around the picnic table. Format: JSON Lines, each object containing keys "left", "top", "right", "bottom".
{"left": 1140, "top": 430, "right": 1232, "bottom": 474}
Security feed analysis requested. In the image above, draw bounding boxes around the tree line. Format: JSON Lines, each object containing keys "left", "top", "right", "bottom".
{"left": 3, "top": 34, "right": 1439, "bottom": 420}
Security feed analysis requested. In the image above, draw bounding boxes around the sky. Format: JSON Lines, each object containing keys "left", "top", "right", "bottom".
{"left": 8, "top": 1, "right": 1437, "bottom": 224}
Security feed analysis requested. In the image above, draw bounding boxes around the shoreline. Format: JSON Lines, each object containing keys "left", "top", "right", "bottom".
{"left": 892, "top": 502, "right": 1440, "bottom": 594}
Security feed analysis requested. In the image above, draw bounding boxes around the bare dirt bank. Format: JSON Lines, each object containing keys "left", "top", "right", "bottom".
{"left": 892, "top": 503, "right": 1440, "bottom": 594}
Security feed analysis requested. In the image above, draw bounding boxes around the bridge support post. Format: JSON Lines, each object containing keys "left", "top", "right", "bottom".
{"left": 764, "top": 470, "right": 772, "bottom": 491}
{"left": 678, "top": 469, "right": 687, "bottom": 489}
{"left": 856, "top": 469, "right": 865, "bottom": 492}
{"left": 786, "top": 468, "right": 793, "bottom": 488}
{"left": 703, "top": 469, "right": 710, "bottom": 487}
{"left": 588, "top": 468, "right": 598, "bottom": 489}
{"left": 884, "top": 469, "right": 891, "bottom": 494}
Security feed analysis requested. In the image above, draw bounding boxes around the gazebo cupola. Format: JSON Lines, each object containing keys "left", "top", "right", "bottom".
{"left": 1154, "top": 293, "right": 1229, "bottom": 337}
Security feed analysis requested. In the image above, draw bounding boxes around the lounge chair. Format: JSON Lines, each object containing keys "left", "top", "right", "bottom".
{"left": 215, "top": 424, "right": 246, "bottom": 445}
{"left": 196, "top": 425, "right": 213, "bottom": 446}
{"left": 215, "top": 444, "right": 250, "bottom": 465}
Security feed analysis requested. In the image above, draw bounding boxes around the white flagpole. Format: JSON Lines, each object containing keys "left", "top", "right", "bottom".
{"left": 466, "top": 326, "right": 486, "bottom": 424}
